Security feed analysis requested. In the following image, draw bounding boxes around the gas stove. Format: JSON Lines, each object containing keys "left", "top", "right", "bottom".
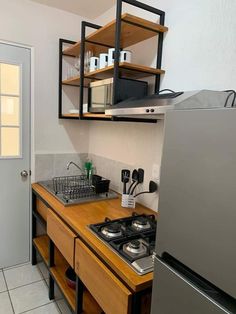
{"left": 89, "top": 213, "right": 157, "bottom": 275}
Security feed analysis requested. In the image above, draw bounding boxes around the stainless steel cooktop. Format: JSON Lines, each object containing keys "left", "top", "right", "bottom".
{"left": 89, "top": 213, "right": 157, "bottom": 275}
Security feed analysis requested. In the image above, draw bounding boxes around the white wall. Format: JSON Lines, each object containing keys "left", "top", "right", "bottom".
{"left": 0, "top": 0, "right": 89, "bottom": 154}
{"left": 88, "top": 0, "right": 236, "bottom": 210}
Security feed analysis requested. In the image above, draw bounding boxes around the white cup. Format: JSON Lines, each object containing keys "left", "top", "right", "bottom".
{"left": 99, "top": 53, "right": 109, "bottom": 69}
{"left": 120, "top": 50, "right": 132, "bottom": 63}
{"left": 89, "top": 57, "right": 99, "bottom": 72}
{"left": 108, "top": 48, "right": 115, "bottom": 66}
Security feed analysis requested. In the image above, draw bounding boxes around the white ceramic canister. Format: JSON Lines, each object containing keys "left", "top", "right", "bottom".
{"left": 120, "top": 50, "right": 132, "bottom": 63}
{"left": 89, "top": 57, "right": 99, "bottom": 72}
{"left": 108, "top": 48, "right": 115, "bottom": 66}
{"left": 99, "top": 53, "right": 109, "bottom": 69}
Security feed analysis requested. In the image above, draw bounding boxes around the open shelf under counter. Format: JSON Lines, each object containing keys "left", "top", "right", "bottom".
{"left": 63, "top": 13, "right": 168, "bottom": 57}
{"left": 50, "top": 252, "right": 102, "bottom": 313}
{"left": 33, "top": 235, "right": 101, "bottom": 313}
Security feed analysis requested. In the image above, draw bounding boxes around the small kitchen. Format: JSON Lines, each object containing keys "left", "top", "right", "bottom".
{"left": 0, "top": 0, "right": 236, "bottom": 314}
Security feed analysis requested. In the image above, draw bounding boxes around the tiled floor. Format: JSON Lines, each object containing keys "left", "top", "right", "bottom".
{"left": 0, "top": 263, "right": 73, "bottom": 314}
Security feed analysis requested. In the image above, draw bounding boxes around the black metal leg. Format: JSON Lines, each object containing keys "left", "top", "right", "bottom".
{"left": 49, "top": 274, "right": 55, "bottom": 300}
{"left": 75, "top": 276, "right": 84, "bottom": 314}
{"left": 131, "top": 292, "right": 142, "bottom": 314}
{"left": 49, "top": 239, "right": 55, "bottom": 267}
{"left": 32, "top": 193, "right": 37, "bottom": 265}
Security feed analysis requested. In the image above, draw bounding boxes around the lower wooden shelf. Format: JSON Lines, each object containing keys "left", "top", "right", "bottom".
{"left": 33, "top": 235, "right": 49, "bottom": 264}
{"left": 33, "top": 235, "right": 102, "bottom": 313}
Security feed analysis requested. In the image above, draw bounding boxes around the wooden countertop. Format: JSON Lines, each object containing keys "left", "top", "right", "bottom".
{"left": 32, "top": 183, "right": 156, "bottom": 292}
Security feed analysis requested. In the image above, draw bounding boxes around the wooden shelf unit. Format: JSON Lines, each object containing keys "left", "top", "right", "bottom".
{"left": 63, "top": 13, "right": 168, "bottom": 57}
{"left": 59, "top": 0, "right": 167, "bottom": 122}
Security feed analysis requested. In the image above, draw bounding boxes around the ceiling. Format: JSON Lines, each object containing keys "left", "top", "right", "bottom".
{"left": 30, "top": 0, "right": 116, "bottom": 19}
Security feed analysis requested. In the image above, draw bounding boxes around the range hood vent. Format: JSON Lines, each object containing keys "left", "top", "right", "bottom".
{"left": 105, "top": 90, "right": 235, "bottom": 119}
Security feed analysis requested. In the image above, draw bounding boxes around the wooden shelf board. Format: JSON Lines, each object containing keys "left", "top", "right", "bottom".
{"left": 83, "top": 113, "right": 111, "bottom": 119}
{"left": 61, "top": 62, "right": 164, "bottom": 87}
{"left": 61, "top": 113, "right": 80, "bottom": 118}
{"left": 33, "top": 235, "right": 49, "bottom": 265}
{"left": 50, "top": 256, "right": 76, "bottom": 310}
{"left": 87, "top": 62, "right": 164, "bottom": 79}
{"left": 63, "top": 13, "right": 168, "bottom": 57}
{"left": 62, "top": 76, "right": 91, "bottom": 87}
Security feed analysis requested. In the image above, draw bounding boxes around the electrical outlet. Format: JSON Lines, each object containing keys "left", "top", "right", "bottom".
{"left": 152, "top": 164, "right": 160, "bottom": 181}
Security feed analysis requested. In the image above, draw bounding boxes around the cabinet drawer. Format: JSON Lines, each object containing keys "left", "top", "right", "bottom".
{"left": 36, "top": 198, "right": 48, "bottom": 221}
{"left": 75, "top": 239, "right": 132, "bottom": 314}
{"left": 47, "top": 209, "right": 76, "bottom": 267}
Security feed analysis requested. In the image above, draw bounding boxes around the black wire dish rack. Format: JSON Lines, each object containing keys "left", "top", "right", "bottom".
{"left": 52, "top": 175, "right": 110, "bottom": 202}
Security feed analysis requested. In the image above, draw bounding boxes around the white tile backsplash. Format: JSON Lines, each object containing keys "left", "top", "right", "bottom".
{"left": 35, "top": 153, "right": 88, "bottom": 182}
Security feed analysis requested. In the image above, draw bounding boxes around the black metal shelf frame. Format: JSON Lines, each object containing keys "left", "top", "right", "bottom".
{"left": 58, "top": 0, "right": 166, "bottom": 122}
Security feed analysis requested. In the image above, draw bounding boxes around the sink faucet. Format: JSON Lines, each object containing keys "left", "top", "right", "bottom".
{"left": 66, "top": 161, "right": 83, "bottom": 174}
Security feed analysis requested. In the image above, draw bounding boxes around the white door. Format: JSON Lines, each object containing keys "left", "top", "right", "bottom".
{"left": 0, "top": 43, "right": 31, "bottom": 268}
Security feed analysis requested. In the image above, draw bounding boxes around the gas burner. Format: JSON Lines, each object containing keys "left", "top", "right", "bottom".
{"left": 132, "top": 217, "right": 151, "bottom": 231}
{"left": 123, "top": 240, "right": 147, "bottom": 257}
{"left": 101, "top": 223, "right": 122, "bottom": 238}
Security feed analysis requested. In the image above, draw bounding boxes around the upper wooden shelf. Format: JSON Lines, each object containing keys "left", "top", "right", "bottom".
{"left": 63, "top": 13, "right": 168, "bottom": 57}
{"left": 62, "top": 62, "right": 165, "bottom": 86}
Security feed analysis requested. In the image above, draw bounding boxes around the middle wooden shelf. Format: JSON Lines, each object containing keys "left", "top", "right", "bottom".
{"left": 62, "top": 62, "right": 165, "bottom": 87}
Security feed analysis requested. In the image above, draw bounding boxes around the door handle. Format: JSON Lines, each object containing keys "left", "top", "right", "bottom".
{"left": 20, "top": 170, "right": 28, "bottom": 178}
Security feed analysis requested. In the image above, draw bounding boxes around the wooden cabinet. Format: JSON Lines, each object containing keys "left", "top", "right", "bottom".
{"left": 75, "top": 239, "right": 132, "bottom": 314}
{"left": 47, "top": 209, "right": 76, "bottom": 267}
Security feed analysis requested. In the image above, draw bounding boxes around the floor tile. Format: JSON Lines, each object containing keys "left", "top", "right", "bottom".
{"left": 3, "top": 261, "right": 30, "bottom": 271}
{"left": 4, "top": 263, "right": 42, "bottom": 290}
{"left": 0, "top": 271, "right": 7, "bottom": 293}
{"left": 0, "top": 291, "right": 13, "bottom": 314}
{"left": 23, "top": 302, "right": 60, "bottom": 314}
{"left": 9, "top": 280, "right": 51, "bottom": 314}
{"left": 37, "top": 262, "right": 49, "bottom": 280}
{"left": 57, "top": 299, "right": 73, "bottom": 314}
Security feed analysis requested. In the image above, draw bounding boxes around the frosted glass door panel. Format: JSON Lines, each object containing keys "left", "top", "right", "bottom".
{"left": 1, "top": 127, "right": 20, "bottom": 156}
{"left": 0, "top": 63, "right": 21, "bottom": 158}
{"left": 0, "top": 63, "right": 20, "bottom": 95}
{"left": 1, "top": 96, "right": 20, "bottom": 125}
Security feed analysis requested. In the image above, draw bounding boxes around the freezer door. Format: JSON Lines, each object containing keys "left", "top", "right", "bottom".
{"left": 151, "top": 258, "right": 231, "bottom": 314}
{"left": 156, "top": 108, "right": 236, "bottom": 298}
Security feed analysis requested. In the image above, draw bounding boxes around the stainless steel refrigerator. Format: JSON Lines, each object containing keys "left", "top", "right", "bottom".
{"left": 151, "top": 107, "right": 236, "bottom": 313}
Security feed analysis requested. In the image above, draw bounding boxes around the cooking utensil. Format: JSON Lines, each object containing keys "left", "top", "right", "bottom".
{"left": 121, "top": 169, "right": 130, "bottom": 194}
{"left": 65, "top": 267, "right": 76, "bottom": 290}
{"left": 134, "top": 180, "right": 158, "bottom": 198}
{"left": 130, "top": 168, "right": 144, "bottom": 195}
{"left": 128, "top": 169, "right": 138, "bottom": 195}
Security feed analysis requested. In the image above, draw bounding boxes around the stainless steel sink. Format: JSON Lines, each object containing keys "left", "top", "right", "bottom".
{"left": 38, "top": 175, "right": 118, "bottom": 206}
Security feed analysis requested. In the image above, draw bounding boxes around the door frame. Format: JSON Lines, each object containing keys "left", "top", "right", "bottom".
{"left": 0, "top": 39, "right": 35, "bottom": 264}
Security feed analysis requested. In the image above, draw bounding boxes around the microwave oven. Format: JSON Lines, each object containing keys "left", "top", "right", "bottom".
{"left": 89, "top": 78, "right": 148, "bottom": 113}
